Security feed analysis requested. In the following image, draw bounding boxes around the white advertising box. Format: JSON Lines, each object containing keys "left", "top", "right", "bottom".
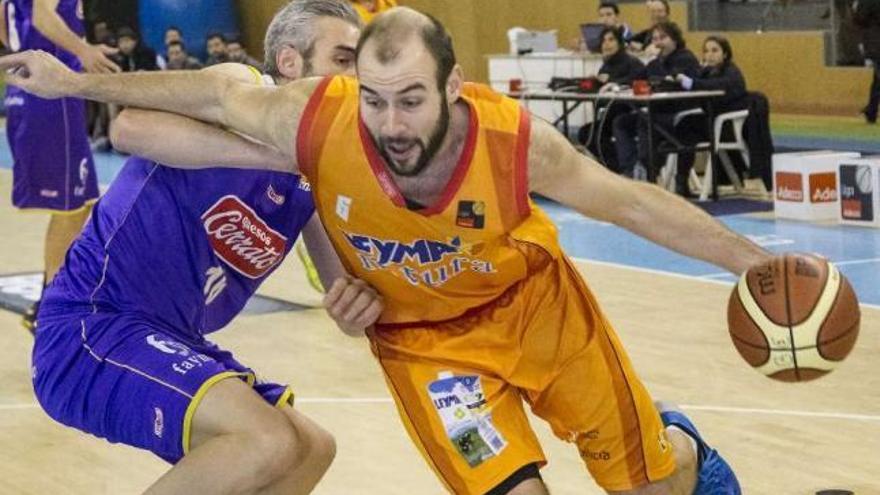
{"left": 773, "top": 151, "right": 861, "bottom": 221}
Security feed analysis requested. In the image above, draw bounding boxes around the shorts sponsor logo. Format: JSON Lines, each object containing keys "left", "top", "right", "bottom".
{"left": 581, "top": 449, "right": 611, "bottom": 461}
{"left": 3, "top": 96, "right": 24, "bottom": 107}
{"left": 146, "top": 334, "right": 191, "bottom": 356}
{"left": 145, "top": 334, "right": 214, "bottom": 375}
{"left": 153, "top": 407, "right": 164, "bottom": 438}
{"left": 39, "top": 189, "right": 59, "bottom": 198}
{"left": 202, "top": 195, "right": 288, "bottom": 279}
{"left": 775, "top": 172, "right": 803, "bottom": 202}
{"left": 171, "top": 354, "right": 213, "bottom": 375}
{"left": 427, "top": 372, "right": 506, "bottom": 468}
{"left": 809, "top": 173, "right": 837, "bottom": 203}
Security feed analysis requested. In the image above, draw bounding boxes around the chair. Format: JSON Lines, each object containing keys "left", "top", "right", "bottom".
{"left": 658, "top": 109, "right": 751, "bottom": 200}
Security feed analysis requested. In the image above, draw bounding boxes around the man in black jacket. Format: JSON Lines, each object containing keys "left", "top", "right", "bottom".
{"left": 855, "top": 0, "right": 880, "bottom": 123}
{"left": 115, "top": 27, "right": 158, "bottom": 72}
{"left": 612, "top": 21, "right": 699, "bottom": 178}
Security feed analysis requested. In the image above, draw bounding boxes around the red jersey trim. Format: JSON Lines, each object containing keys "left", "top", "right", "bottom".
{"left": 358, "top": 98, "right": 479, "bottom": 216}
{"left": 514, "top": 108, "right": 531, "bottom": 218}
{"left": 295, "top": 76, "right": 334, "bottom": 181}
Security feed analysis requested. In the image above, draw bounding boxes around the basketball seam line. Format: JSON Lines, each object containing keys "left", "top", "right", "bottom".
{"left": 782, "top": 256, "right": 800, "bottom": 381}
{"left": 729, "top": 325, "right": 858, "bottom": 353}
{"left": 732, "top": 288, "right": 771, "bottom": 363}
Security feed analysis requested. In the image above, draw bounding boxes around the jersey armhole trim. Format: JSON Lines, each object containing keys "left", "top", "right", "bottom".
{"left": 295, "top": 76, "right": 334, "bottom": 182}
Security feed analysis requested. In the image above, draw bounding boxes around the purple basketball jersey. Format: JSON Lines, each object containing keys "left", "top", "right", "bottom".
{"left": 4, "top": 0, "right": 98, "bottom": 211}
{"left": 43, "top": 157, "right": 315, "bottom": 341}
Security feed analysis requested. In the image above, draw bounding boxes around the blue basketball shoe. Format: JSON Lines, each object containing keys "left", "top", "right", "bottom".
{"left": 659, "top": 405, "right": 742, "bottom": 495}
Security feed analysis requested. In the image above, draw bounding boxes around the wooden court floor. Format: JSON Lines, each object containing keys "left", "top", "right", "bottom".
{"left": 0, "top": 171, "right": 877, "bottom": 495}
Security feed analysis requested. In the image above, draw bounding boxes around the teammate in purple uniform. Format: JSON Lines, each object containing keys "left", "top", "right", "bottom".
{"left": 26, "top": 1, "right": 376, "bottom": 493}
{"left": 1, "top": 0, "right": 119, "bottom": 331}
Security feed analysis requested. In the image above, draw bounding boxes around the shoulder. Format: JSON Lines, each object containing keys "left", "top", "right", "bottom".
{"left": 201, "top": 62, "right": 265, "bottom": 84}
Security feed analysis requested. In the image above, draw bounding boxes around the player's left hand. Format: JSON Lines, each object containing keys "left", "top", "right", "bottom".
{"left": 0, "top": 50, "right": 78, "bottom": 99}
{"left": 323, "top": 275, "right": 384, "bottom": 337}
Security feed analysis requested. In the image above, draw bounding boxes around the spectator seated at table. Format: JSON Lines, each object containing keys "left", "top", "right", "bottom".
{"left": 630, "top": 0, "right": 669, "bottom": 54}
{"left": 578, "top": 26, "right": 645, "bottom": 172}
{"left": 165, "top": 41, "right": 203, "bottom": 71}
{"left": 612, "top": 21, "right": 700, "bottom": 179}
{"left": 670, "top": 35, "right": 749, "bottom": 197}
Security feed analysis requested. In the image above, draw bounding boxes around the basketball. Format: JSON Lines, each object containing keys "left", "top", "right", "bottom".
{"left": 727, "top": 253, "right": 860, "bottom": 381}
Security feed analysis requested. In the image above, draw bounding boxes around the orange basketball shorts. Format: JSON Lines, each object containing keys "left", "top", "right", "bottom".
{"left": 369, "top": 257, "right": 676, "bottom": 494}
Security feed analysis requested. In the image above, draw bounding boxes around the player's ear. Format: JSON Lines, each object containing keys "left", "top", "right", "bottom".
{"left": 445, "top": 64, "right": 463, "bottom": 103}
{"left": 276, "top": 45, "right": 305, "bottom": 80}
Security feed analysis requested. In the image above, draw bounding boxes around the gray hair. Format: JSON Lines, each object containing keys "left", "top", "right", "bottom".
{"left": 264, "top": 0, "right": 362, "bottom": 78}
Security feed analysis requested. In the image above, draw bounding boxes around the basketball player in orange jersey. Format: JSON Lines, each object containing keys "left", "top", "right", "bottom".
{"left": 2, "top": 7, "right": 770, "bottom": 494}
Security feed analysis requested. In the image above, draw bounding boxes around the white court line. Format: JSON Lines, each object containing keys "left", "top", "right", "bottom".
{"left": 569, "top": 256, "right": 880, "bottom": 310}
{"left": 680, "top": 404, "right": 880, "bottom": 422}
{"left": 4, "top": 399, "right": 878, "bottom": 422}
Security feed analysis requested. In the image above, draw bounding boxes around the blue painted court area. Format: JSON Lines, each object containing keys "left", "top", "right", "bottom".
{"left": 1, "top": 133, "right": 877, "bottom": 306}
{"left": 537, "top": 198, "right": 880, "bottom": 307}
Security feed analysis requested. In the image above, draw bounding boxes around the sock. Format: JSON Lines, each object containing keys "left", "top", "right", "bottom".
{"left": 667, "top": 425, "right": 699, "bottom": 462}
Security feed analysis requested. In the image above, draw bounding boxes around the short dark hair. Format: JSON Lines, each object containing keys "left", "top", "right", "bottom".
{"left": 207, "top": 32, "right": 226, "bottom": 43}
{"left": 653, "top": 21, "right": 685, "bottom": 49}
{"left": 356, "top": 12, "right": 456, "bottom": 91}
{"left": 117, "top": 26, "right": 138, "bottom": 41}
{"left": 167, "top": 40, "right": 186, "bottom": 51}
{"left": 598, "top": 2, "right": 620, "bottom": 14}
{"left": 599, "top": 25, "right": 625, "bottom": 50}
{"left": 704, "top": 35, "right": 733, "bottom": 63}
{"left": 227, "top": 36, "right": 243, "bottom": 47}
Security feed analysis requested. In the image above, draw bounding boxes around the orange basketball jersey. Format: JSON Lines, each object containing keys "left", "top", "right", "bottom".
{"left": 297, "top": 76, "right": 562, "bottom": 324}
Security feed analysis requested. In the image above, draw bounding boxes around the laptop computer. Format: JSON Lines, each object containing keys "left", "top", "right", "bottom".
{"left": 580, "top": 23, "right": 605, "bottom": 53}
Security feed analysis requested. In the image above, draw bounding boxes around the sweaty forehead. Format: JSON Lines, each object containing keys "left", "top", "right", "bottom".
{"left": 357, "top": 40, "right": 437, "bottom": 90}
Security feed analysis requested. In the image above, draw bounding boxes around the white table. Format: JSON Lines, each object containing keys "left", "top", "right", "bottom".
{"left": 487, "top": 52, "right": 606, "bottom": 129}
{"left": 508, "top": 89, "right": 727, "bottom": 196}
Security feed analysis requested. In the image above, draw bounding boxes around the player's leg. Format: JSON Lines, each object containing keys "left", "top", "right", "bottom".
{"left": 145, "top": 377, "right": 335, "bottom": 495}
{"left": 45, "top": 205, "right": 92, "bottom": 282}
{"left": 33, "top": 318, "right": 334, "bottom": 495}
{"left": 527, "top": 259, "right": 738, "bottom": 495}
{"left": 368, "top": 332, "right": 548, "bottom": 495}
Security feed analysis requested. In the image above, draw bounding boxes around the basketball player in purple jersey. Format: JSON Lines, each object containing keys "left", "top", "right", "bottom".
{"left": 1, "top": 0, "right": 119, "bottom": 331}
{"left": 26, "top": 2, "right": 377, "bottom": 493}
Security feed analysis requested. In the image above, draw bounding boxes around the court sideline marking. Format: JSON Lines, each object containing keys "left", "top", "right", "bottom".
{"left": 571, "top": 256, "right": 880, "bottom": 311}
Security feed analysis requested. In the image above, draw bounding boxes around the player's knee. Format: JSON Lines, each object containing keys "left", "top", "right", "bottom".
{"left": 306, "top": 422, "right": 337, "bottom": 471}
{"left": 288, "top": 412, "right": 337, "bottom": 472}
{"left": 245, "top": 412, "right": 305, "bottom": 482}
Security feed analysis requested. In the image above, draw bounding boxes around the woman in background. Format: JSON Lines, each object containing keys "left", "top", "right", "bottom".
{"left": 579, "top": 26, "right": 645, "bottom": 172}
{"left": 673, "top": 35, "right": 748, "bottom": 196}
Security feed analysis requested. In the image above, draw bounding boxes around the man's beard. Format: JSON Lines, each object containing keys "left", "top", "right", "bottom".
{"left": 376, "top": 96, "right": 450, "bottom": 177}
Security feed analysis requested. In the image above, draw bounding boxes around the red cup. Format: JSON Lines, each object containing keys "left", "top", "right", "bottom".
{"left": 509, "top": 78, "right": 523, "bottom": 93}
{"left": 632, "top": 79, "right": 651, "bottom": 95}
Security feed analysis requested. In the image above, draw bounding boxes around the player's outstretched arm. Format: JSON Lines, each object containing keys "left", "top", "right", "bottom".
{"left": 111, "top": 109, "right": 293, "bottom": 173}
{"left": 110, "top": 64, "right": 294, "bottom": 173}
{"left": 0, "top": 50, "right": 317, "bottom": 161}
{"left": 526, "top": 117, "right": 769, "bottom": 274}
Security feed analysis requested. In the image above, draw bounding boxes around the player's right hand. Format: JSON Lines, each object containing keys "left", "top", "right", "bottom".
{"left": 323, "top": 275, "right": 384, "bottom": 338}
{"left": 78, "top": 44, "right": 120, "bottom": 74}
{"left": 0, "top": 50, "right": 78, "bottom": 99}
